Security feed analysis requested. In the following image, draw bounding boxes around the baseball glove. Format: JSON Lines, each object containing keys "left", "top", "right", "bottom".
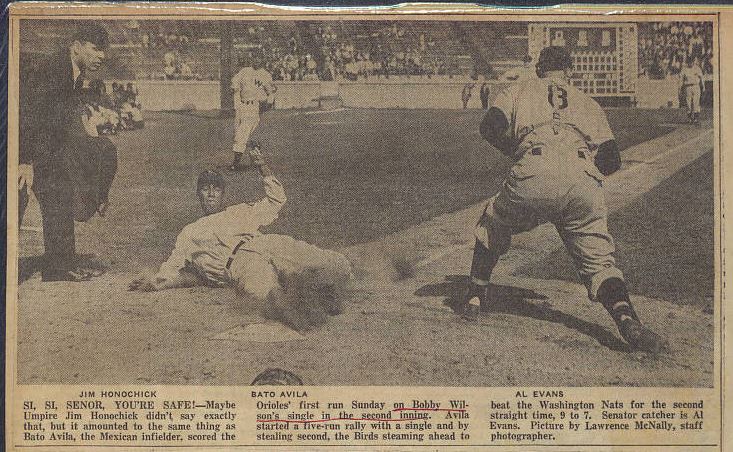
{"left": 248, "top": 142, "right": 265, "bottom": 166}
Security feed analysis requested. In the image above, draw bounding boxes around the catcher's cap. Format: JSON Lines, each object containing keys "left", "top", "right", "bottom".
{"left": 72, "top": 24, "right": 110, "bottom": 50}
{"left": 536, "top": 46, "right": 573, "bottom": 73}
{"left": 251, "top": 368, "right": 304, "bottom": 386}
{"left": 197, "top": 169, "right": 226, "bottom": 190}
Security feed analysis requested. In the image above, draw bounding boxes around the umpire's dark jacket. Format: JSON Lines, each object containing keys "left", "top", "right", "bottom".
{"left": 19, "top": 50, "right": 117, "bottom": 270}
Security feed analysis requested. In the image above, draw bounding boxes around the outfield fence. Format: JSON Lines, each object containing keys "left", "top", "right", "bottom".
{"left": 121, "top": 77, "right": 706, "bottom": 112}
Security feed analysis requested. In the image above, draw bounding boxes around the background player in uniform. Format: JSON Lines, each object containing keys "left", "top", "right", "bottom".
{"left": 129, "top": 145, "right": 353, "bottom": 331}
{"left": 228, "top": 56, "right": 275, "bottom": 171}
{"left": 680, "top": 57, "right": 704, "bottom": 124}
{"left": 461, "top": 81, "right": 475, "bottom": 109}
{"left": 479, "top": 81, "right": 491, "bottom": 110}
{"left": 462, "top": 46, "right": 669, "bottom": 354}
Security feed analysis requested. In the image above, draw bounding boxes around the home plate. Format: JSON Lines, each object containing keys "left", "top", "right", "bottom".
{"left": 210, "top": 323, "right": 306, "bottom": 343}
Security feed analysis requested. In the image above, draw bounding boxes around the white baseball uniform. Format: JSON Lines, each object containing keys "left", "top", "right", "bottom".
{"left": 154, "top": 176, "right": 351, "bottom": 301}
{"left": 231, "top": 67, "right": 273, "bottom": 153}
{"left": 476, "top": 74, "right": 622, "bottom": 300}
{"left": 680, "top": 63, "right": 703, "bottom": 114}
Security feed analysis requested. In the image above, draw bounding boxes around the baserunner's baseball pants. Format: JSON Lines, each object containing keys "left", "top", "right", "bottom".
{"left": 227, "top": 234, "right": 352, "bottom": 301}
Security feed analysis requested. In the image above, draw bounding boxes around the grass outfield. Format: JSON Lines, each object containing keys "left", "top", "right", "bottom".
{"left": 22, "top": 108, "right": 687, "bottom": 275}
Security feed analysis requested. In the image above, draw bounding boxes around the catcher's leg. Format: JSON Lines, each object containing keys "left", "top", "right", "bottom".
{"left": 596, "top": 277, "right": 670, "bottom": 354}
{"left": 463, "top": 193, "right": 529, "bottom": 320}
{"left": 558, "top": 179, "right": 669, "bottom": 354}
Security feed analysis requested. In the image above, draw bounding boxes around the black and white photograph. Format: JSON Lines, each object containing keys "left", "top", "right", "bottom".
{"left": 12, "top": 15, "right": 716, "bottom": 389}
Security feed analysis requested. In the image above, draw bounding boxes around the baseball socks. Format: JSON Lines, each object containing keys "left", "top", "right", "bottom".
{"left": 596, "top": 277, "right": 670, "bottom": 354}
{"left": 462, "top": 240, "right": 501, "bottom": 321}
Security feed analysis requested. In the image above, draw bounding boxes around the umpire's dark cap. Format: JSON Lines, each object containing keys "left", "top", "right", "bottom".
{"left": 536, "top": 46, "right": 573, "bottom": 73}
{"left": 72, "top": 23, "right": 110, "bottom": 50}
{"left": 197, "top": 170, "right": 226, "bottom": 190}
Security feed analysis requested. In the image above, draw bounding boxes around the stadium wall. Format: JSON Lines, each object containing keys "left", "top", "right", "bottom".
{"left": 127, "top": 79, "right": 703, "bottom": 111}
{"left": 123, "top": 79, "right": 506, "bottom": 111}
{"left": 131, "top": 81, "right": 220, "bottom": 111}
{"left": 635, "top": 78, "right": 684, "bottom": 108}
{"left": 338, "top": 81, "right": 508, "bottom": 109}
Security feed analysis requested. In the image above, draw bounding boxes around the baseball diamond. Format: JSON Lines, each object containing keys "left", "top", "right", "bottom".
{"left": 16, "top": 18, "right": 715, "bottom": 387}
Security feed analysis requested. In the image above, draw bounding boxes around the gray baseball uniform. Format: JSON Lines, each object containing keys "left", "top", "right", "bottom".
{"left": 476, "top": 73, "right": 623, "bottom": 300}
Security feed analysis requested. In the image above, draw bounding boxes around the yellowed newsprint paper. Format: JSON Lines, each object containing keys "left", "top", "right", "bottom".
{"left": 5, "top": 2, "right": 731, "bottom": 451}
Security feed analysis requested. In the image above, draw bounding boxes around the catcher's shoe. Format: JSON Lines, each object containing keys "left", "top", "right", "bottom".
{"left": 618, "top": 319, "right": 670, "bottom": 354}
{"left": 459, "top": 284, "right": 488, "bottom": 321}
{"left": 461, "top": 296, "right": 481, "bottom": 321}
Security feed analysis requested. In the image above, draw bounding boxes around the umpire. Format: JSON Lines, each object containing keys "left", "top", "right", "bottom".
{"left": 19, "top": 24, "right": 115, "bottom": 282}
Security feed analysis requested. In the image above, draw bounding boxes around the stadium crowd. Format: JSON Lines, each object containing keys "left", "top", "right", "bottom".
{"left": 312, "top": 23, "right": 458, "bottom": 80}
{"left": 264, "top": 48, "right": 321, "bottom": 82}
{"left": 162, "top": 50, "right": 200, "bottom": 80}
{"left": 29, "top": 20, "right": 714, "bottom": 84}
{"left": 638, "top": 22, "right": 713, "bottom": 79}
{"left": 127, "top": 21, "right": 194, "bottom": 51}
{"left": 254, "top": 24, "right": 460, "bottom": 82}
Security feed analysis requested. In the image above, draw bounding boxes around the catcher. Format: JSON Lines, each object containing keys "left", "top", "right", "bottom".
{"left": 129, "top": 145, "right": 352, "bottom": 331}
{"left": 462, "top": 46, "right": 669, "bottom": 354}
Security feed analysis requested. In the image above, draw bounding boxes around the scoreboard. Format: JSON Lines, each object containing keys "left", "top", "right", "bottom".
{"left": 528, "top": 23, "right": 638, "bottom": 99}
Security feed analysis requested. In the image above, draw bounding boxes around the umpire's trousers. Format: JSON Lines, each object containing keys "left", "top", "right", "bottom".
{"left": 33, "top": 162, "right": 76, "bottom": 274}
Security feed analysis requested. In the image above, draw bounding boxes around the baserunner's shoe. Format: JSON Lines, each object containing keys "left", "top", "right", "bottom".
{"left": 618, "top": 319, "right": 670, "bottom": 354}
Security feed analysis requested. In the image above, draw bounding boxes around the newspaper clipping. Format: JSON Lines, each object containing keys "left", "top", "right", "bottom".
{"left": 5, "top": 2, "right": 730, "bottom": 451}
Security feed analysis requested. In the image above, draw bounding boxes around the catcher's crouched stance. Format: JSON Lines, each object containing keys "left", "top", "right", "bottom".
{"left": 130, "top": 146, "right": 352, "bottom": 331}
{"left": 462, "top": 46, "right": 669, "bottom": 354}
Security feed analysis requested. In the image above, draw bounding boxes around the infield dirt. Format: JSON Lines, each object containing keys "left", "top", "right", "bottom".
{"left": 16, "top": 108, "right": 715, "bottom": 386}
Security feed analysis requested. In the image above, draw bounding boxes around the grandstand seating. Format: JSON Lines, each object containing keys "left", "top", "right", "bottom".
{"left": 457, "top": 22, "right": 529, "bottom": 77}
{"left": 20, "top": 20, "right": 713, "bottom": 83}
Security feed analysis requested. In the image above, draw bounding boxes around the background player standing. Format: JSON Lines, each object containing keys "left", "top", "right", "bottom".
{"left": 680, "top": 57, "right": 704, "bottom": 124}
{"left": 479, "top": 81, "right": 491, "bottom": 110}
{"left": 463, "top": 46, "right": 669, "bottom": 354}
{"left": 229, "top": 56, "right": 274, "bottom": 171}
{"left": 461, "top": 81, "right": 475, "bottom": 109}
